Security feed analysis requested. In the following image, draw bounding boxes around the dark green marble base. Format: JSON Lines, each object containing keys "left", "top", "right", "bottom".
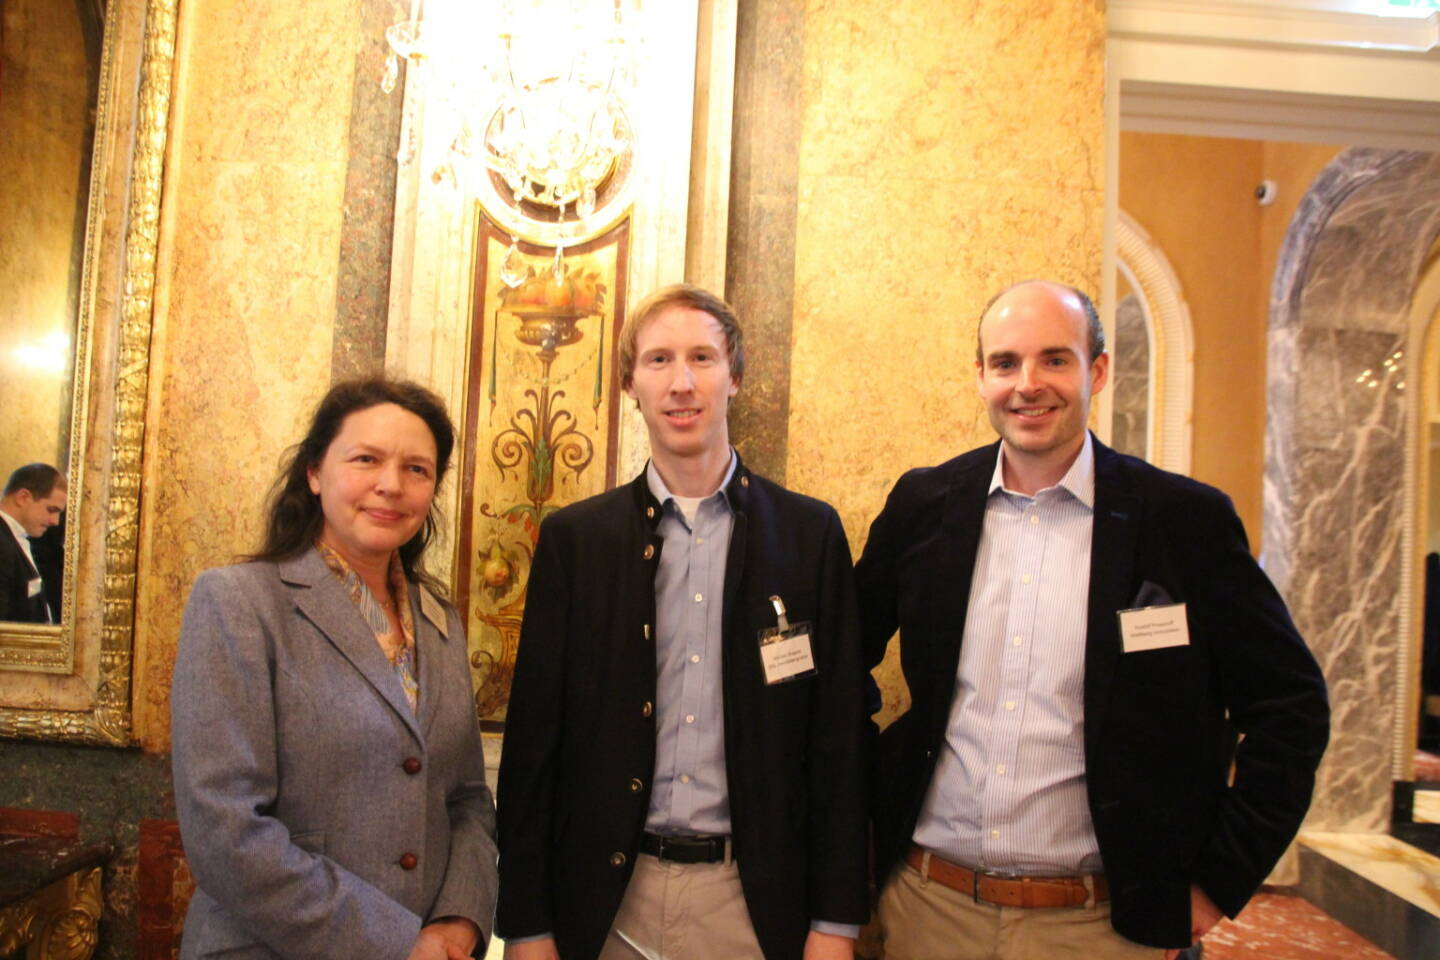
{"left": 0, "top": 741, "right": 175, "bottom": 960}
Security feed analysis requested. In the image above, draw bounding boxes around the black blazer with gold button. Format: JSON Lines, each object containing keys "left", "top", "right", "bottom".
{"left": 856, "top": 436, "right": 1330, "bottom": 949}
{"left": 496, "top": 459, "right": 869, "bottom": 959}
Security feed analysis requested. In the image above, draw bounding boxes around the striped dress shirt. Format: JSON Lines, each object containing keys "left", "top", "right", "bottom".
{"left": 913, "top": 433, "right": 1102, "bottom": 875}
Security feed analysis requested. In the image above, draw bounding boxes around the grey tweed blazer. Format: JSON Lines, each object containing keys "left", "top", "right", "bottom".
{"left": 172, "top": 549, "right": 497, "bottom": 959}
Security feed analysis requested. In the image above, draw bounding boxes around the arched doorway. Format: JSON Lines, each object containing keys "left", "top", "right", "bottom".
{"left": 1265, "top": 148, "right": 1440, "bottom": 831}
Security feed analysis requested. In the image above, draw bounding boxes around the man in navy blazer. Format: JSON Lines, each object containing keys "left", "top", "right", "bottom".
{"left": 497, "top": 285, "right": 868, "bottom": 960}
{"left": 856, "top": 281, "right": 1329, "bottom": 959}
{"left": 0, "top": 463, "right": 67, "bottom": 623}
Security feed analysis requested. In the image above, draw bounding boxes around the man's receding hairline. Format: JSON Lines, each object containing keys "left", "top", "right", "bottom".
{"left": 976, "top": 281, "right": 1106, "bottom": 363}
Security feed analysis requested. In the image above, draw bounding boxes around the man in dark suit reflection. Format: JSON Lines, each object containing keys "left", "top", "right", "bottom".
{"left": 30, "top": 510, "right": 66, "bottom": 622}
{"left": 0, "top": 463, "right": 67, "bottom": 622}
{"left": 856, "top": 281, "right": 1330, "bottom": 960}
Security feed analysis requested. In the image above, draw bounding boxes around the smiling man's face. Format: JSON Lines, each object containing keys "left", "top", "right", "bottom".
{"left": 976, "top": 282, "right": 1108, "bottom": 470}
{"left": 625, "top": 305, "right": 739, "bottom": 469}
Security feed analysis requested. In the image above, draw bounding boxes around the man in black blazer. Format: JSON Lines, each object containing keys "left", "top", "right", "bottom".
{"left": 856, "top": 281, "right": 1328, "bottom": 959}
{"left": 497, "top": 285, "right": 868, "bottom": 960}
{"left": 0, "top": 463, "right": 67, "bottom": 622}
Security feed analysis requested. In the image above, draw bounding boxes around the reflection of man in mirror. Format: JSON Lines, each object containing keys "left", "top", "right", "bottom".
{"left": 0, "top": 464, "right": 67, "bottom": 623}
{"left": 30, "top": 510, "right": 66, "bottom": 622}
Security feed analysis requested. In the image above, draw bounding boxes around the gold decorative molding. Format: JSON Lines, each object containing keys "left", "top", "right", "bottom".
{"left": 0, "top": 0, "right": 177, "bottom": 744}
{"left": 0, "top": 867, "right": 103, "bottom": 960}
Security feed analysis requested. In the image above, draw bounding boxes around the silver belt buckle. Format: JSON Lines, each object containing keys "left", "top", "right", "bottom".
{"left": 972, "top": 865, "right": 1011, "bottom": 905}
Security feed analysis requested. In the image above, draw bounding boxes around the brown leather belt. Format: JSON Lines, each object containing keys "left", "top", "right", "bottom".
{"left": 905, "top": 845, "right": 1109, "bottom": 909}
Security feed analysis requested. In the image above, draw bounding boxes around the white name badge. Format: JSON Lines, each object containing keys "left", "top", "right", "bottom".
{"left": 1117, "top": 602, "right": 1190, "bottom": 652}
{"left": 420, "top": 588, "right": 449, "bottom": 638}
{"left": 759, "top": 623, "right": 817, "bottom": 685}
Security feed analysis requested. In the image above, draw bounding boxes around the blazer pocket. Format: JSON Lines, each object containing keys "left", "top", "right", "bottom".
{"left": 192, "top": 910, "right": 276, "bottom": 959}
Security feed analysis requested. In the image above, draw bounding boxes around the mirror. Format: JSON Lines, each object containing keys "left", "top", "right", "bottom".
{"left": 0, "top": 0, "right": 102, "bottom": 626}
{"left": 0, "top": 0, "right": 175, "bottom": 744}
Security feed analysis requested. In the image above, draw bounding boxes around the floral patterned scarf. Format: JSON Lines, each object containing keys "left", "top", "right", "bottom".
{"left": 316, "top": 541, "right": 419, "bottom": 713}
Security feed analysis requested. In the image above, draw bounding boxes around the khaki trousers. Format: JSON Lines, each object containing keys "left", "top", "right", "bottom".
{"left": 598, "top": 853, "right": 765, "bottom": 960}
{"left": 877, "top": 862, "right": 1164, "bottom": 960}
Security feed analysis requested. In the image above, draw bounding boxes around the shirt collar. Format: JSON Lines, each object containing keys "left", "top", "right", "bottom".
{"left": 988, "top": 431, "right": 1095, "bottom": 508}
{"left": 0, "top": 507, "right": 30, "bottom": 548}
{"left": 645, "top": 449, "right": 738, "bottom": 510}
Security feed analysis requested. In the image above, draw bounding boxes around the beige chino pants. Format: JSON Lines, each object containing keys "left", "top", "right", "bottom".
{"left": 598, "top": 853, "right": 765, "bottom": 960}
{"left": 877, "top": 862, "right": 1164, "bottom": 960}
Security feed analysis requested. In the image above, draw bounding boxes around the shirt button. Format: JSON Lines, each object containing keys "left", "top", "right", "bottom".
{"left": 1021, "top": 574, "right": 1032, "bottom": 584}
{"left": 643, "top": 544, "right": 655, "bottom": 559}
{"left": 399, "top": 853, "right": 418, "bottom": 870}
{"left": 690, "top": 654, "right": 701, "bottom": 664}
{"left": 642, "top": 700, "right": 654, "bottom": 717}
{"left": 680, "top": 774, "right": 691, "bottom": 784}
{"left": 685, "top": 714, "right": 695, "bottom": 724}
{"left": 610, "top": 852, "right": 627, "bottom": 868}
{"left": 1029, "top": 515, "right": 1039, "bottom": 525}
{"left": 694, "top": 593, "right": 703, "bottom": 603}
{"left": 1005, "top": 700, "right": 1016, "bottom": 711}
{"left": 1012, "top": 636, "right": 1022, "bottom": 646}
{"left": 402, "top": 757, "right": 422, "bottom": 775}
{"left": 991, "top": 829, "right": 1000, "bottom": 838}
{"left": 630, "top": 777, "right": 644, "bottom": 793}
{"left": 996, "top": 764, "right": 1006, "bottom": 775}
{"left": 696, "top": 537, "right": 704, "bottom": 544}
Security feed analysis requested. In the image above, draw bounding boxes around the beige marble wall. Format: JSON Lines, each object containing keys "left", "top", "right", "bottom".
{"left": 129, "top": 0, "right": 366, "bottom": 750}
{"left": 785, "top": 0, "right": 1106, "bottom": 723}
{"left": 0, "top": 0, "right": 91, "bottom": 474}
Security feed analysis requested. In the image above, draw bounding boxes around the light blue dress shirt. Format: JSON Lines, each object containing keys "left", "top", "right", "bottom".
{"left": 644, "top": 455, "right": 738, "bottom": 836}
{"left": 913, "top": 433, "right": 1103, "bottom": 876}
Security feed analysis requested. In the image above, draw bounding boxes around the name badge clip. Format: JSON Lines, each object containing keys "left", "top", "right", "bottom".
{"left": 769, "top": 595, "right": 790, "bottom": 631}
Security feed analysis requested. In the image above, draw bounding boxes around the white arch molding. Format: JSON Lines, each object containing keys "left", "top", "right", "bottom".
{"left": 1116, "top": 210, "right": 1195, "bottom": 475}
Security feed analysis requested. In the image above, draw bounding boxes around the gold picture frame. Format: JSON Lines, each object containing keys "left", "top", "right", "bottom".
{"left": 0, "top": 0, "right": 176, "bottom": 744}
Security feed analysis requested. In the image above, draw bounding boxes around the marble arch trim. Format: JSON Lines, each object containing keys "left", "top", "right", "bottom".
{"left": 1265, "top": 148, "right": 1440, "bottom": 833}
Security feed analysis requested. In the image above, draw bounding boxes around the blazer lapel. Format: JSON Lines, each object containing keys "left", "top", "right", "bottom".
{"left": 413, "top": 585, "right": 449, "bottom": 739}
{"left": 931, "top": 448, "right": 995, "bottom": 732}
{"left": 2, "top": 526, "right": 37, "bottom": 578}
{"left": 280, "top": 550, "right": 425, "bottom": 745}
{"left": 1084, "top": 441, "right": 1140, "bottom": 758}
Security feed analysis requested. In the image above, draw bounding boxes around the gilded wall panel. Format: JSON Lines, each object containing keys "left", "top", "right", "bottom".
{"left": 456, "top": 218, "right": 630, "bottom": 726}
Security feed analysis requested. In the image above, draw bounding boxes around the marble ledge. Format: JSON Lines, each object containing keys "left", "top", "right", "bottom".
{"left": 1299, "top": 831, "right": 1440, "bottom": 918}
{"left": 1416, "top": 791, "right": 1440, "bottom": 825}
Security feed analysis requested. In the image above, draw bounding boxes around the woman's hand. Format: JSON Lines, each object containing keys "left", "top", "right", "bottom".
{"left": 408, "top": 917, "right": 481, "bottom": 960}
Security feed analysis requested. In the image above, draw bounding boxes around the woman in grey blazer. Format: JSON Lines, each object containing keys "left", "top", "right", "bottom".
{"left": 172, "top": 378, "right": 497, "bottom": 960}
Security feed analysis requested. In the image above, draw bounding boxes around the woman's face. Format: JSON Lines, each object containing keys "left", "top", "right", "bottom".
{"left": 306, "top": 403, "right": 438, "bottom": 570}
